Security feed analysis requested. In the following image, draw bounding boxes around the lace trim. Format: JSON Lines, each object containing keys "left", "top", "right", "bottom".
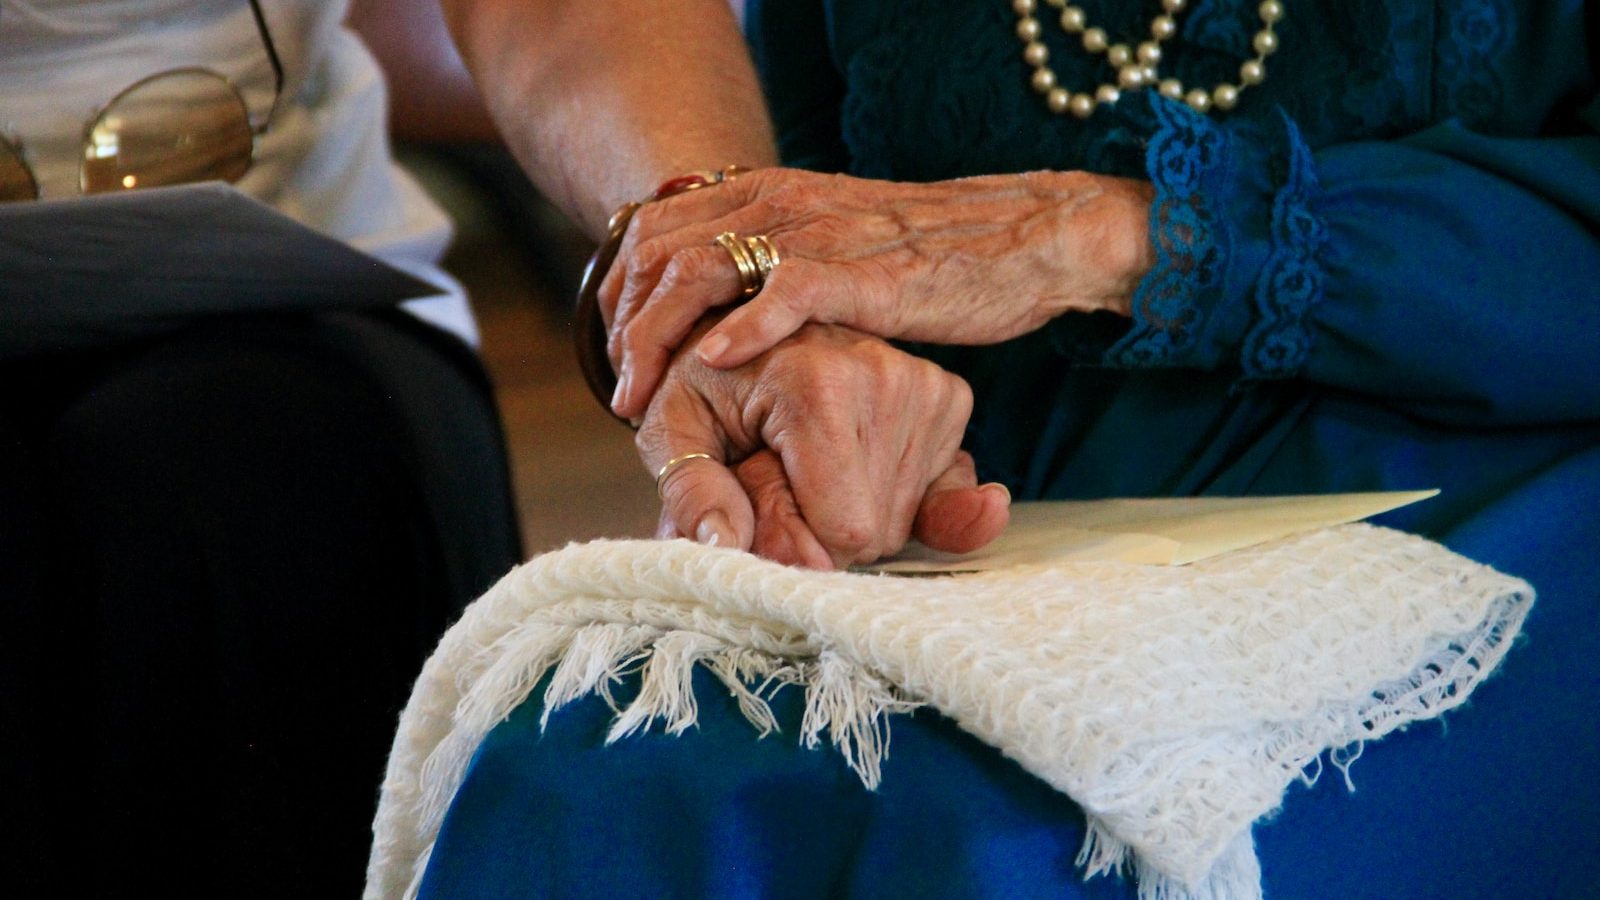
{"left": 1240, "top": 113, "right": 1328, "bottom": 380}
{"left": 1436, "top": 0, "right": 1513, "bottom": 124}
{"left": 1105, "top": 97, "right": 1228, "bottom": 367}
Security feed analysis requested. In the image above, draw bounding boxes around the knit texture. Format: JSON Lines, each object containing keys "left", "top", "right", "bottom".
{"left": 366, "top": 524, "right": 1532, "bottom": 899}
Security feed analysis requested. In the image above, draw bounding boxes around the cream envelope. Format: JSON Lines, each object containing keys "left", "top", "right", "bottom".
{"left": 863, "top": 490, "right": 1440, "bottom": 574}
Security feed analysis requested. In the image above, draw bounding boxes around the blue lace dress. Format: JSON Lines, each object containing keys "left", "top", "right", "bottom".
{"left": 418, "top": 2, "right": 1600, "bottom": 896}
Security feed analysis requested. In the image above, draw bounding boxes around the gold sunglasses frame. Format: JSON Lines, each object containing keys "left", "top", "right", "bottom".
{"left": 0, "top": 0, "right": 284, "bottom": 202}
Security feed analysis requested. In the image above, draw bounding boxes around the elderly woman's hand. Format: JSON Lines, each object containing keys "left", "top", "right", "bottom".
{"left": 602, "top": 167, "right": 1154, "bottom": 419}
{"left": 636, "top": 320, "right": 1010, "bottom": 570}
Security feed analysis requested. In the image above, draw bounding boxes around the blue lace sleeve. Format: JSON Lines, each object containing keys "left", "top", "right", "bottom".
{"left": 1100, "top": 92, "right": 1600, "bottom": 427}
{"left": 1104, "top": 97, "right": 1329, "bottom": 380}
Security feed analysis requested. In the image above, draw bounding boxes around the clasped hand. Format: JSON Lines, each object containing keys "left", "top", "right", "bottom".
{"left": 609, "top": 167, "right": 1153, "bottom": 568}
{"left": 636, "top": 320, "right": 1009, "bottom": 570}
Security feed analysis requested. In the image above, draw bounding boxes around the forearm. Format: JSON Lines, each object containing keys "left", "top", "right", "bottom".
{"left": 438, "top": 0, "right": 779, "bottom": 237}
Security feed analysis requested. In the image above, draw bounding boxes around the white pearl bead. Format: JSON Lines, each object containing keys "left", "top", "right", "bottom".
{"left": 1258, "top": 1, "right": 1283, "bottom": 24}
{"left": 1151, "top": 15, "right": 1177, "bottom": 40}
{"left": 1239, "top": 59, "right": 1266, "bottom": 85}
{"left": 1107, "top": 43, "right": 1132, "bottom": 67}
{"left": 1058, "top": 6, "right": 1086, "bottom": 32}
{"left": 1118, "top": 64, "right": 1146, "bottom": 89}
{"left": 1137, "top": 41, "right": 1163, "bottom": 65}
{"left": 1161, "top": 0, "right": 1186, "bottom": 11}
{"left": 1047, "top": 87, "right": 1071, "bottom": 113}
{"left": 1212, "top": 83, "right": 1240, "bottom": 110}
{"left": 1031, "top": 67, "right": 1057, "bottom": 93}
{"left": 1012, "top": 0, "right": 1036, "bottom": 14}
{"left": 1158, "top": 78, "right": 1185, "bottom": 99}
{"left": 1185, "top": 88, "right": 1211, "bottom": 112}
{"left": 1016, "top": 17, "right": 1041, "bottom": 41}
{"left": 1069, "top": 92, "right": 1096, "bottom": 118}
{"left": 1095, "top": 84, "right": 1121, "bottom": 105}
{"left": 1082, "top": 27, "right": 1108, "bottom": 53}
{"left": 1142, "top": 65, "right": 1159, "bottom": 83}
{"left": 1023, "top": 41, "right": 1049, "bottom": 66}
{"left": 1253, "top": 29, "right": 1279, "bottom": 56}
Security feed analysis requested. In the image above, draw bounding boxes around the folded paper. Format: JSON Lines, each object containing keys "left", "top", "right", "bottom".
{"left": 865, "top": 490, "right": 1439, "bottom": 573}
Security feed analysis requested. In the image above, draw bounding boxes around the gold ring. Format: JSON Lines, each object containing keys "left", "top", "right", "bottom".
{"left": 714, "top": 232, "right": 762, "bottom": 297}
{"left": 655, "top": 452, "right": 716, "bottom": 499}
{"left": 742, "top": 234, "right": 781, "bottom": 282}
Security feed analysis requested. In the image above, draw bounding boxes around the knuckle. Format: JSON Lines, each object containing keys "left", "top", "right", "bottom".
{"left": 620, "top": 316, "right": 654, "bottom": 355}
{"left": 760, "top": 180, "right": 812, "bottom": 218}
{"left": 655, "top": 253, "right": 693, "bottom": 292}
{"left": 629, "top": 237, "right": 671, "bottom": 279}
{"left": 819, "top": 521, "right": 874, "bottom": 555}
{"left": 627, "top": 202, "right": 666, "bottom": 244}
{"left": 947, "top": 374, "right": 974, "bottom": 418}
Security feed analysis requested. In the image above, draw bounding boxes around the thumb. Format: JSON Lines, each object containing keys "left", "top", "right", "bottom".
{"left": 636, "top": 391, "right": 755, "bottom": 550}
{"left": 912, "top": 452, "right": 1011, "bottom": 554}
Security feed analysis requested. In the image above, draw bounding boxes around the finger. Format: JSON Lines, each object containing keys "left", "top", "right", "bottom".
{"left": 611, "top": 245, "right": 748, "bottom": 418}
{"left": 734, "top": 450, "right": 832, "bottom": 570}
{"left": 694, "top": 259, "right": 848, "bottom": 370}
{"left": 872, "top": 376, "right": 974, "bottom": 560}
{"left": 912, "top": 453, "right": 1011, "bottom": 554}
{"left": 635, "top": 392, "right": 755, "bottom": 551}
{"left": 655, "top": 508, "right": 681, "bottom": 540}
{"left": 597, "top": 173, "right": 768, "bottom": 328}
{"left": 773, "top": 410, "right": 883, "bottom": 569}
{"left": 607, "top": 203, "right": 799, "bottom": 373}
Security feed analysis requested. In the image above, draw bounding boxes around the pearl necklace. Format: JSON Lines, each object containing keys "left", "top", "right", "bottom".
{"left": 1012, "top": 0, "right": 1284, "bottom": 118}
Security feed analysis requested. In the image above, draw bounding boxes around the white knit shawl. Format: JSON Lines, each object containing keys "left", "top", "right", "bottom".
{"left": 365, "top": 524, "right": 1532, "bottom": 899}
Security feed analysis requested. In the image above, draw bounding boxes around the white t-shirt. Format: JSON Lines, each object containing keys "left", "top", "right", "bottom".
{"left": 0, "top": 0, "right": 477, "bottom": 343}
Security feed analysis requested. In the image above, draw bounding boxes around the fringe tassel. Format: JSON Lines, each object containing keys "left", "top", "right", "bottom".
{"left": 798, "top": 650, "right": 921, "bottom": 789}
{"left": 608, "top": 631, "right": 726, "bottom": 741}
{"left": 542, "top": 623, "right": 658, "bottom": 726}
{"left": 703, "top": 648, "right": 805, "bottom": 738}
{"left": 1133, "top": 831, "right": 1261, "bottom": 900}
{"left": 1076, "top": 816, "right": 1131, "bottom": 879}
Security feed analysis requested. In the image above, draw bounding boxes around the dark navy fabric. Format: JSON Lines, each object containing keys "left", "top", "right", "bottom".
{"left": 417, "top": 1, "right": 1599, "bottom": 896}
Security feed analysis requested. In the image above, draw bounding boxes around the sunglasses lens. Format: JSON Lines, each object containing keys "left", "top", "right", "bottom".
{"left": 0, "top": 136, "right": 40, "bottom": 203}
{"left": 81, "top": 70, "right": 253, "bottom": 195}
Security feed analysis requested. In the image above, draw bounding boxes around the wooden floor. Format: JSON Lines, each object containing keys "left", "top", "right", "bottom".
{"left": 423, "top": 153, "right": 661, "bottom": 557}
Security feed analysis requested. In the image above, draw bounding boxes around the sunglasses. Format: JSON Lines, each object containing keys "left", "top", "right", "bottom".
{"left": 0, "top": 0, "right": 283, "bottom": 203}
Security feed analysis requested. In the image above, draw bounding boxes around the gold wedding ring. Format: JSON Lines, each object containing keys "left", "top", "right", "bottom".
{"left": 714, "top": 232, "right": 782, "bottom": 298}
{"left": 655, "top": 452, "right": 716, "bottom": 499}
{"left": 744, "top": 234, "right": 781, "bottom": 281}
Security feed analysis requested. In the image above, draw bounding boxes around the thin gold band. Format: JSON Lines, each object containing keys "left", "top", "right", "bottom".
{"left": 655, "top": 452, "right": 716, "bottom": 499}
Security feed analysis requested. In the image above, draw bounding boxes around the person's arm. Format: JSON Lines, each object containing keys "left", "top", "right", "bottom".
{"left": 435, "top": 0, "right": 779, "bottom": 238}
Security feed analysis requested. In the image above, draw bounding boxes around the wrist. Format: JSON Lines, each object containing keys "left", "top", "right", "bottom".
{"left": 1094, "top": 176, "right": 1157, "bottom": 318}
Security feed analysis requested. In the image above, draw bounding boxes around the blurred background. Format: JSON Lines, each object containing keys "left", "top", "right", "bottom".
{"left": 348, "top": 0, "right": 660, "bottom": 555}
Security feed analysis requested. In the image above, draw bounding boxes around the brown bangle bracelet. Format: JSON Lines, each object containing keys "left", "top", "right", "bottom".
{"left": 573, "top": 166, "right": 751, "bottom": 424}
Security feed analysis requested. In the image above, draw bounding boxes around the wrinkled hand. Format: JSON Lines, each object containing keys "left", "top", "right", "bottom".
{"left": 603, "top": 166, "right": 1154, "bottom": 418}
{"left": 637, "top": 322, "right": 1010, "bottom": 569}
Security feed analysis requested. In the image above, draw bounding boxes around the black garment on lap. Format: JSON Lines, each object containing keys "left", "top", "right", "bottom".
{"left": 0, "top": 310, "right": 521, "bottom": 894}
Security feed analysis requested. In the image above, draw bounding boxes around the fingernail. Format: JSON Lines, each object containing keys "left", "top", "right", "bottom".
{"left": 980, "top": 482, "right": 1012, "bottom": 504}
{"left": 695, "top": 511, "right": 733, "bottom": 547}
{"left": 609, "top": 373, "right": 629, "bottom": 412}
{"left": 697, "top": 332, "right": 731, "bottom": 365}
